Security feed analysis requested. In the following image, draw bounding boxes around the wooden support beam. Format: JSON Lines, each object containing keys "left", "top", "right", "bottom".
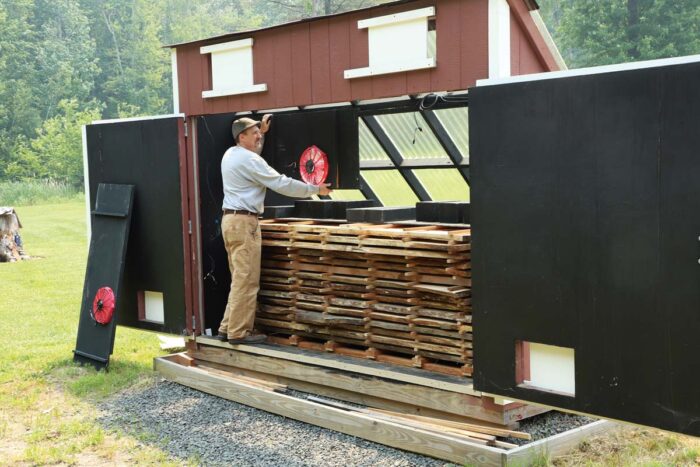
{"left": 189, "top": 345, "right": 504, "bottom": 422}
{"left": 195, "top": 337, "right": 478, "bottom": 395}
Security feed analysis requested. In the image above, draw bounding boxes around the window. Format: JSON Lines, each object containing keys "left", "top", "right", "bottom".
{"left": 200, "top": 38, "right": 267, "bottom": 98}
{"left": 345, "top": 7, "right": 437, "bottom": 79}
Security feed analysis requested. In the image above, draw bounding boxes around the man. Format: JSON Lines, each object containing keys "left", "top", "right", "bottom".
{"left": 218, "top": 114, "right": 332, "bottom": 345}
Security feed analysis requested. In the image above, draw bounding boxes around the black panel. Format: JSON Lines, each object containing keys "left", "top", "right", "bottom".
{"left": 470, "top": 62, "right": 700, "bottom": 436}
{"left": 262, "top": 205, "right": 295, "bottom": 219}
{"left": 196, "top": 108, "right": 361, "bottom": 331}
{"left": 294, "top": 200, "right": 376, "bottom": 219}
{"left": 416, "top": 202, "right": 470, "bottom": 224}
{"left": 268, "top": 109, "right": 360, "bottom": 190}
{"left": 74, "top": 184, "right": 134, "bottom": 370}
{"left": 85, "top": 118, "right": 186, "bottom": 334}
{"left": 346, "top": 206, "right": 416, "bottom": 223}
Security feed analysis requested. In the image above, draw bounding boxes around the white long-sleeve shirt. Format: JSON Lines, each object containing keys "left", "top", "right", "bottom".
{"left": 221, "top": 145, "right": 319, "bottom": 214}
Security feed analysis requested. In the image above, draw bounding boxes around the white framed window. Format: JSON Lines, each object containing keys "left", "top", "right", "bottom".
{"left": 345, "top": 7, "right": 437, "bottom": 79}
{"left": 200, "top": 38, "right": 267, "bottom": 98}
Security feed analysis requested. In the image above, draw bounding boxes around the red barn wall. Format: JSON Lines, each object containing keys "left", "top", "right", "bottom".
{"left": 175, "top": 0, "right": 558, "bottom": 116}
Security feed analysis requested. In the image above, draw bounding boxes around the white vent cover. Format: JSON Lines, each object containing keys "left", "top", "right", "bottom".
{"left": 144, "top": 291, "right": 165, "bottom": 324}
{"left": 200, "top": 38, "right": 267, "bottom": 98}
{"left": 345, "top": 7, "right": 436, "bottom": 79}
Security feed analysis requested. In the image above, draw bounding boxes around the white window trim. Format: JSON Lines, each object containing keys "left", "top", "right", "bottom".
{"left": 171, "top": 49, "right": 180, "bottom": 114}
{"left": 202, "top": 84, "right": 268, "bottom": 99}
{"left": 345, "top": 57, "right": 435, "bottom": 79}
{"left": 200, "top": 38, "right": 254, "bottom": 55}
{"left": 357, "top": 7, "right": 435, "bottom": 29}
{"left": 488, "top": 0, "right": 511, "bottom": 79}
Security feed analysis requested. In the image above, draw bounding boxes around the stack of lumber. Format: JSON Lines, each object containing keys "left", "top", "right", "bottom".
{"left": 256, "top": 219, "right": 472, "bottom": 377}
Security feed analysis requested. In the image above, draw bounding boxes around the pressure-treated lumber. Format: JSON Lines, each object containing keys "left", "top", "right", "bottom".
{"left": 155, "top": 355, "right": 504, "bottom": 465}
{"left": 189, "top": 343, "right": 509, "bottom": 422}
{"left": 194, "top": 336, "right": 478, "bottom": 394}
{"left": 367, "top": 408, "right": 531, "bottom": 440}
{"left": 307, "top": 396, "right": 504, "bottom": 445}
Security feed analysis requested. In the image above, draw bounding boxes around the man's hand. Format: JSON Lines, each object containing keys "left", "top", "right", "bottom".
{"left": 317, "top": 183, "right": 332, "bottom": 196}
{"left": 260, "top": 114, "right": 272, "bottom": 134}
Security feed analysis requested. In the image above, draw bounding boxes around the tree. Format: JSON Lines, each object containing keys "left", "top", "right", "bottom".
{"left": 251, "top": 0, "right": 390, "bottom": 26}
{"left": 540, "top": 0, "right": 700, "bottom": 68}
{"left": 0, "top": 0, "right": 97, "bottom": 179}
{"left": 162, "top": 0, "right": 264, "bottom": 45}
{"left": 81, "top": 0, "right": 171, "bottom": 117}
{"left": 7, "top": 99, "right": 101, "bottom": 186}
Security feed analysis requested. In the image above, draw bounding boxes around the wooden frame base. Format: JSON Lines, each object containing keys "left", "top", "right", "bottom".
{"left": 189, "top": 337, "right": 546, "bottom": 425}
{"left": 155, "top": 353, "right": 613, "bottom": 466}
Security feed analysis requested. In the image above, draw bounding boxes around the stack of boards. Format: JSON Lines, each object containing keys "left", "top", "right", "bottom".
{"left": 256, "top": 219, "right": 472, "bottom": 377}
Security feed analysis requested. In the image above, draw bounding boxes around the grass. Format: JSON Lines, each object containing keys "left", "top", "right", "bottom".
{"left": 554, "top": 425, "right": 700, "bottom": 466}
{"left": 1, "top": 199, "right": 699, "bottom": 465}
{"left": 0, "top": 199, "right": 189, "bottom": 465}
{"left": 0, "top": 179, "right": 83, "bottom": 206}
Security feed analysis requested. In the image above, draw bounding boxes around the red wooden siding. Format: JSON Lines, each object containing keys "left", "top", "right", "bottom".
{"left": 175, "top": 0, "right": 557, "bottom": 116}
{"left": 510, "top": 13, "right": 547, "bottom": 75}
{"left": 506, "top": 0, "right": 559, "bottom": 72}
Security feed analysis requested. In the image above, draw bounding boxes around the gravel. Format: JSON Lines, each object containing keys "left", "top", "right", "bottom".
{"left": 97, "top": 380, "right": 597, "bottom": 465}
{"left": 97, "top": 380, "right": 457, "bottom": 466}
{"left": 504, "top": 411, "right": 596, "bottom": 446}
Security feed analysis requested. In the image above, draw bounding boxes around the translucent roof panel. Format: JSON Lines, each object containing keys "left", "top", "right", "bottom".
{"left": 329, "top": 189, "right": 366, "bottom": 201}
{"left": 375, "top": 112, "right": 450, "bottom": 161}
{"left": 434, "top": 107, "right": 469, "bottom": 164}
{"left": 412, "top": 168, "right": 470, "bottom": 201}
{"left": 361, "top": 170, "right": 419, "bottom": 207}
{"left": 358, "top": 118, "right": 391, "bottom": 163}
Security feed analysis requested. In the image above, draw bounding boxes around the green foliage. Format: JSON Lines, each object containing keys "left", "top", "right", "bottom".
{"left": 81, "top": 0, "right": 171, "bottom": 118}
{"left": 539, "top": 0, "right": 700, "bottom": 67}
{"left": 6, "top": 100, "right": 101, "bottom": 186}
{"left": 0, "top": 0, "right": 98, "bottom": 178}
{"left": 162, "top": 0, "right": 264, "bottom": 45}
{"left": 0, "top": 179, "right": 82, "bottom": 206}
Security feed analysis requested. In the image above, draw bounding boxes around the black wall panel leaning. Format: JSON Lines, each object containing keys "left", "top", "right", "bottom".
{"left": 85, "top": 117, "right": 187, "bottom": 335}
{"left": 470, "top": 61, "right": 700, "bottom": 436}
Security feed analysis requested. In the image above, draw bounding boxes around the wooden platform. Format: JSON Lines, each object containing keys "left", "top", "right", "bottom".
{"left": 256, "top": 219, "right": 473, "bottom": 377}
{"left": 156, "top": 351, "right": 613, "bottom": 466}
{"left": 190, "top": 337, "right": 547, "bottom": 426}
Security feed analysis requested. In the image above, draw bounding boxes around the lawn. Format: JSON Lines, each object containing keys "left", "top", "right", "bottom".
{"left": 0, "top": 199, "right": 187, "bottom": 465}
{"left": 0, "top": 199, "right": 698, "bottom": 466}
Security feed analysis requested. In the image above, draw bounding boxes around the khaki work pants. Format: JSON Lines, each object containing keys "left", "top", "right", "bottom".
{"left": 218, "top": 213, "right": 261, "bottom": 339}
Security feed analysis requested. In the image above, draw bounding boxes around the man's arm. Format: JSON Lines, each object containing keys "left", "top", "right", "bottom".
{"left": 247, "top": 156, "right": 331, "bottom": 198}
{"left": 254, "top": 114, "right": 272, "bottom": 156}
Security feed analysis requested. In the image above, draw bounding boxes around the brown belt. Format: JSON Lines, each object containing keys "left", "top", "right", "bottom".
{"left": 223, "top": 208, "right": 259, "bottom": 216}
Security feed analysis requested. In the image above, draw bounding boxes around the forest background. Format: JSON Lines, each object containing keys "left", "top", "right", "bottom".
{"left": 1, "top": 0, "right": 699, "bottom": 188}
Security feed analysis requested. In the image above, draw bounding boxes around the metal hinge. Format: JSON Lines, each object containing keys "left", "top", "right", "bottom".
{"left": 192, "top": 314, "right": 196, "bottom": 330}
{"left": 188, "top": 220, "right": 192, "bottom": 235}
{"left": 183, "top": 121, "right": 188, "bottom": 138}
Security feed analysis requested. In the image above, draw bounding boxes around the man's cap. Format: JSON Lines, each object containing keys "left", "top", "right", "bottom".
{"left": 232, "top": 117, "right": 261, "bottom": 140}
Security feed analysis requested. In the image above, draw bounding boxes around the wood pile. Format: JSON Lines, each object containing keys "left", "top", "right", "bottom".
{"left": 255, "top": 219, "right": 472, "bottom": 377}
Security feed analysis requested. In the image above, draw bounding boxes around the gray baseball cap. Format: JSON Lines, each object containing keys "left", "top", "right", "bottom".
{"left": 232, "top": 117, "right": 260, "bottom": 140}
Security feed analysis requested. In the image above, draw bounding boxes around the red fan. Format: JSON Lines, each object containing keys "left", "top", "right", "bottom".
{"left": 299, "top": 145, "right": 329, "bottom": 185}
{"left": 91, "top": 287, "right": 115, "bottom": 325}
